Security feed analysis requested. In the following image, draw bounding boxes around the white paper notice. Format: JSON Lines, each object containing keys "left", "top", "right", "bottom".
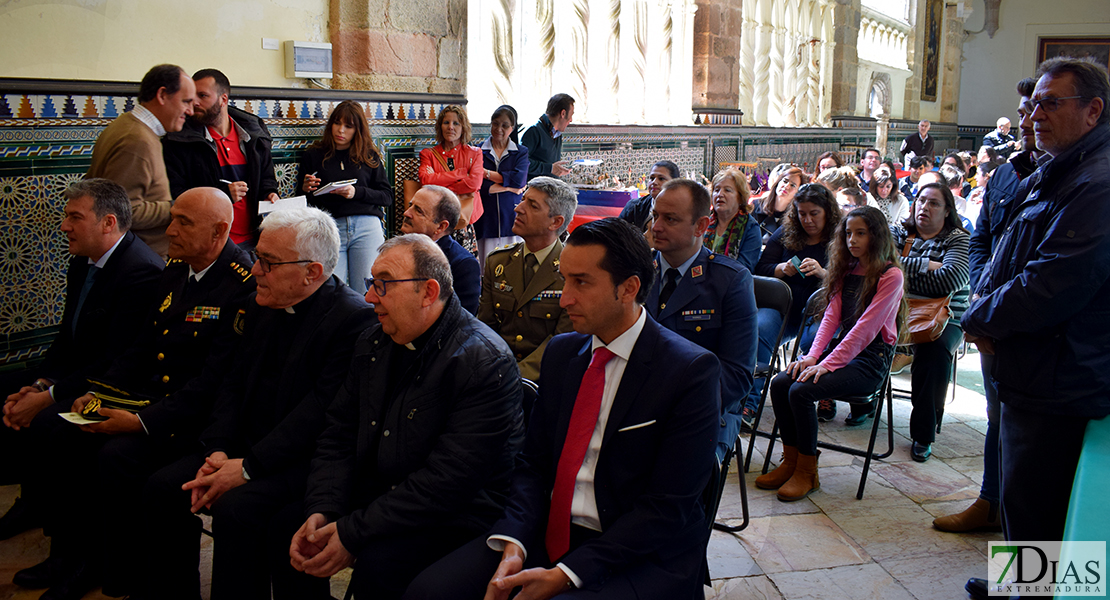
{"left": 59, "top": 412, "right": 101, "bottom": 426}
{"left": 259, "top": 196, "right": 308, "bottom": 215}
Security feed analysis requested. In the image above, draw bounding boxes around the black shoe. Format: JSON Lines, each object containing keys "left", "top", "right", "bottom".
{"left": 845, "top": 406, "right": 875, "bottom": 426}
{"left": 911, "top": 441, "right": 932, "bottom": 462}
{"left": 40, "top": 559, "right": 100, "bottom": 600}
{"left": 740, "top": 407, "right": 757, "bottom": 432}
{"left": 0, "top": 496, "right": 43, "bottom": 540}
{"left": 965, "top": 577, "right": 988, "bottom": 600}
{"left": 816, "top": 399, "right": 837, "bottom": 422}
{"left": 13, "top": 556, "right": 62, "bottom": 589}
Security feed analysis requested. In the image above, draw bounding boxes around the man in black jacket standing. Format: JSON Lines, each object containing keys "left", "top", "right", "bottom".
{"left": 163, "top": 68, "right": 280, "bottom": 248}
{"left": 290, "top": 234, "right": 523, "bottom": 600}
{"left": 522, "top": 93, "right": 575, "bottom": 179}
{"left": 122, "top": 206, "right": 375, "bottom": 600}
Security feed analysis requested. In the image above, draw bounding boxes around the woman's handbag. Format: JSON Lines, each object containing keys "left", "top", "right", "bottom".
{"left": 901, "top": 235, "right": 952, "bottom": 344}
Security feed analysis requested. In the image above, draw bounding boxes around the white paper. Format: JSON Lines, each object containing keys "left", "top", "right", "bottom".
{"left": 59, "top": 412, "right": 101, "bottom": 426}
{"left": 313, "top": 179, "right": 358, "bottom": 196}
{"left": 258, "top": 195, "right": 308, "bottom": 215}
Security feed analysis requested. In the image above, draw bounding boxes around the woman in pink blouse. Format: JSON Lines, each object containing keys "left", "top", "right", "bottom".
{"left": 419, "top": 105, "right": 484, "bottom": 253}
{"left": 756, "top": 206, "right": 906, "bottom": 502}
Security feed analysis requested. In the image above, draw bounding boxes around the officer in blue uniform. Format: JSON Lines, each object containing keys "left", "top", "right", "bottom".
{"left": 645, "top": 178, "right": 757, "bottom": 459}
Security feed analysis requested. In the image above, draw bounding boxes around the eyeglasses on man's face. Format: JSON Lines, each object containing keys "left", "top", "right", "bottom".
{"left": 249, "top": 251, "right": 313, "bottom": 274}
{"left": 1022, "top": 96, "right": 1089, "bottom": 114}
{"left": 364, "top": 277, "right": 430, "bottom": 296}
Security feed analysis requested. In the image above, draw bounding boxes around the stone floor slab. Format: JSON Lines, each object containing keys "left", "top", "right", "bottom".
{"left": 707, "top": 529, "right": 763, "bottom": 579}
{"left": 824, "top": 503, "right": 984, "bottom": 562}
{"left": 870, "top": 458, "right": 979, "bottom": 504}
{"left": 880, "top": 547, "right": 989, "bottom": 600}
{"left": 768, "top": 562, "right": 916, "bottom": 600}
{"left": 733, "top": 513, "right": 870, "bottom": 574}
{"left": 708, "top": 575, "right": 784, "bottom": 599}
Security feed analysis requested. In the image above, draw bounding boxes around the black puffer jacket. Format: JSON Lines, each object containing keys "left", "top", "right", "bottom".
{"left": 163, "top": 107, "right": 280, "bottom": 242}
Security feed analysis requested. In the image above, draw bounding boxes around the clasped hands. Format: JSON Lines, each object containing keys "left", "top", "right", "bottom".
{"left": 482, "top": 542, "right": 571, "bottom": 600}
{"left": 289, "top": 513, "right": 354, "bottom": 578}
{"left": 3, "top": 386, "right": 54, "bottom": 430}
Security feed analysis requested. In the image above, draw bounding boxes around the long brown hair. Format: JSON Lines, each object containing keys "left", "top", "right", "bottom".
{"left": 820, "top": 206, "right": 906, "bottom": 339}
{"left": 435, "top": 105, "right": 473, "bottom": 146}
{"left": 759, "top": 166, "right": 805, "bottom": 215}
{"left": 314, "top": 100, "right": 381, "bottom": 168}
{"left": 781, "top": 183, "right": 841, "bottom": 252}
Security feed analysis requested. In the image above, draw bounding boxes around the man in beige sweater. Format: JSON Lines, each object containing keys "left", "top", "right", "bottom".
{"left": 87, "top": 64, "right": 196, "bottom": 256}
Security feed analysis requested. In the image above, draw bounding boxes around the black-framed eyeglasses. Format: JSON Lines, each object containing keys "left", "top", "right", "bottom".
{"left": 249, "top": 251, "right": 313, "bottom": 273}
{"left": 1022, "top": 96, "right": 1089, "bottom": 114}
{"left": 364, "top": 277, "right": 430, "bottom": 296}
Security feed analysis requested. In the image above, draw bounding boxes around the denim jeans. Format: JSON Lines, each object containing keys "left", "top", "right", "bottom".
{"left": 335, "top": 214, "right": 386, "bottom": 295}
{"left": 745, "top": 308, "right": 818, "bottom": 413}
{"left": 980, "top": 352, "right": 1000, "bottom": 503}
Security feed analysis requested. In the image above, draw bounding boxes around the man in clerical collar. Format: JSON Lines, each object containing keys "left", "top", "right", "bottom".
{"left": 289, "top": 234, "right": 523, "bottom": 600}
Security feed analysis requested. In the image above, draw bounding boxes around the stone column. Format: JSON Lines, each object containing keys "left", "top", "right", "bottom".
{"left": 330, "top": 0, "right": 466, "bottom": 95}
{"left": 692, "top": 0, "right": 742, "bottom": 110}
{"left": 902, "top": 0, "right": 925, "bottom": 119}
{"left": 829, "top": 0, "right": 860, "bottom": 116}
{"left": 940, "top": 2, "right": 967, "bottom": 123}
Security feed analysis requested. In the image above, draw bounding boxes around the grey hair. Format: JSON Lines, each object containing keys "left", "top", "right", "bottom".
{"left": 938, "top": 165, "right": 964, "bottom": 189}
{"left": 419, "top": 185, "right": 462, "bottom": 231}
{"left": 378, "top": 233, "right": 453, "bottom": 302}
{"left": 526, "top": 176, "right": 578, "bottom": 235}
{"left": 259, "top": 206, "right": 341, "bottom": 276}
{"left": 67, "top": 178, "right": 133, "bottom": 231}
{"left": 1036, "top": 56, "right": 1110, "bottom": 126}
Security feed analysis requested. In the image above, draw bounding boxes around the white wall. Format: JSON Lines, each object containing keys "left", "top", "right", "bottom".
{"left": 0, "top": 0, "right": 329, "bottom": 87}
{"left": 958, "top": 0, "right": 1110, "bottom": 127}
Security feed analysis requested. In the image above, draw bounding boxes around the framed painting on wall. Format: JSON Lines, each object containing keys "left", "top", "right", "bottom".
{"left": 921, "top": 0, "right": 942, "bottom": 102}
{"left": 1038, "top": 37, "right": 1110, "bottom": 72}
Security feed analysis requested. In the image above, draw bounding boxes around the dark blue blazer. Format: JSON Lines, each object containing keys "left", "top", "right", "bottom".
{"left": 646, "top": 248, "right": 756, "bottom": 447}
{"left": 437, "top": 234, "right": 481, "bottom": 315}
{"left": 44, "top": 231, "right": 165, "bottom": 401}
{"left": 475, "top": 142, "right": 529, "bottom": 240}
{"left": 491, "top": 316, "right": 720, "bottom": 595}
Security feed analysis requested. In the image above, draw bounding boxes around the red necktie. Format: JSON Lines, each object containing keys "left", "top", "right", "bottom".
{"left": 545, "top": 347, "right": 616, "bottom": 562}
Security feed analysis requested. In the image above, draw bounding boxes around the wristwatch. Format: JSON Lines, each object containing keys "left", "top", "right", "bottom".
{"left": 30, "top": 379, "right": 49, "bottom": 393}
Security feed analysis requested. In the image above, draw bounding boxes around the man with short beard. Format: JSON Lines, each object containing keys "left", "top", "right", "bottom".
{"left": 163, "top": 68, "right": 280, "bottom": 249}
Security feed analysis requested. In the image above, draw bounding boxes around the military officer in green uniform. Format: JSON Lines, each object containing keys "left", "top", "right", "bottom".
{"left": 477, "top": 176, "right": 578, "bottom": 381}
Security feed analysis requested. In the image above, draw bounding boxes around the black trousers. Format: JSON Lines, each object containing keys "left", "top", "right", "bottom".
{"left": 908, "top": 323, "right": 964, "bottom": 444}
{"left": 136, "top": 453, "right": 326, "bottom": 600}
{"left": 344, "top": 525, "right": 482, "bottom": 600}
{"left": 999, "top": 403, "right": 1088, "bottom": 543}
{"left": 770, "top": 341, "right": 892, "bottom": 456}
{"left": 403, "top": 526, "right": 704, "bottom": 600}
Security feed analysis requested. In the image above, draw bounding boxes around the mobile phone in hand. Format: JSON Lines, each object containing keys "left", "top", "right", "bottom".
{"left": 790, "top": 255, "right": 805, "bottom": 278}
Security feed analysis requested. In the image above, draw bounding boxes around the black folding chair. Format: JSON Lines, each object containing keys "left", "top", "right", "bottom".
{"left": 711, "top": 431, "right": 750, "bottom": 534}
{"left": 760, "top": 291, "right": 896, "bottom": 500}
{"left": 741, "top": 277, "right": 793, "bottom": 473}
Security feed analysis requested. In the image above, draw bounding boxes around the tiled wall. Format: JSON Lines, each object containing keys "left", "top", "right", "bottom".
{"left": 0, "top": 79, "right": 898, "bottom": 365}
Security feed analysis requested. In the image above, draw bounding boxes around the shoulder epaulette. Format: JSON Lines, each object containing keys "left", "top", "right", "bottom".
{"left": 166, "top": 258, "right": 187, "bottom": 267}
{"left": 489, "top": 243, "right": 517, "bottom": 256}
{"left": 228, "top": 261, "right": 254, "bottom": 283}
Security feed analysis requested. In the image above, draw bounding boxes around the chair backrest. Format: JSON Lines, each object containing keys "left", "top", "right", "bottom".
{"left": 752, "top": 276, "right": 792, "bottom": 323}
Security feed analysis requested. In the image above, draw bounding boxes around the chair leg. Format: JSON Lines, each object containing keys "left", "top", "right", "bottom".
{"left": 762, "top": 422, "right": 780, "bottom": 475}
{"left": 744, "top": 371, "right": 774, "bottom": 472}
{"left": 857, "top": 377, "right": 891, "bottom": 499}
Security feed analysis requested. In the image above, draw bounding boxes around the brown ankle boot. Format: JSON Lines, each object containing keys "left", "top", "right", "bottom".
{"left": 777, "top": 452, "right": 820, "bottom": 502}
{"left": 932, "top": 498, "right": 1002, "bottom": 532}
{"left": 755, "top": 446, "right": 799, "bottom": 490}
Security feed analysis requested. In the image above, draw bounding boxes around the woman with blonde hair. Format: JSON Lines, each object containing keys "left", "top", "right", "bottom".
{"left": 704, "top": 169, "right": 761, "bottom": 271}
{"left": 419, "top": 104, "right": 485, "bottom": 253}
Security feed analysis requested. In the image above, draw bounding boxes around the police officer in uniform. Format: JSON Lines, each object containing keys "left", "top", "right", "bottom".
{"left": 477, "top": 176, "right": 578, "bottom": 381}
{"left": 646, "top": 179, "right": 757, "bottom": 459}
{"left": 12, "top": 188, "right": 255, "bottom": 600}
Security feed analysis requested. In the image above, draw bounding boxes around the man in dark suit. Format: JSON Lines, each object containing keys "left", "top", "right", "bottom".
{"left": 0, "top": 178, "right": 164, "bottom": 538}
{"left": 401, "top": 185, "right": 481, "bottom": 314}
{"left": 478, "top": 176, "right": 577, "bottom": 381}
{"left": 289, "top": 234, "right": 523, "bottom": 600}
{"left": 12, "top": 187, "right": 255, "bottom": 600}
{"left": 123, "top": 206, "right": 376, "bottom": 600}
{"left": 405, "top": 217, "right": 720, "bottom": 600}
{"left": 646, "top": 179, "right": 757, "bottom": 459}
